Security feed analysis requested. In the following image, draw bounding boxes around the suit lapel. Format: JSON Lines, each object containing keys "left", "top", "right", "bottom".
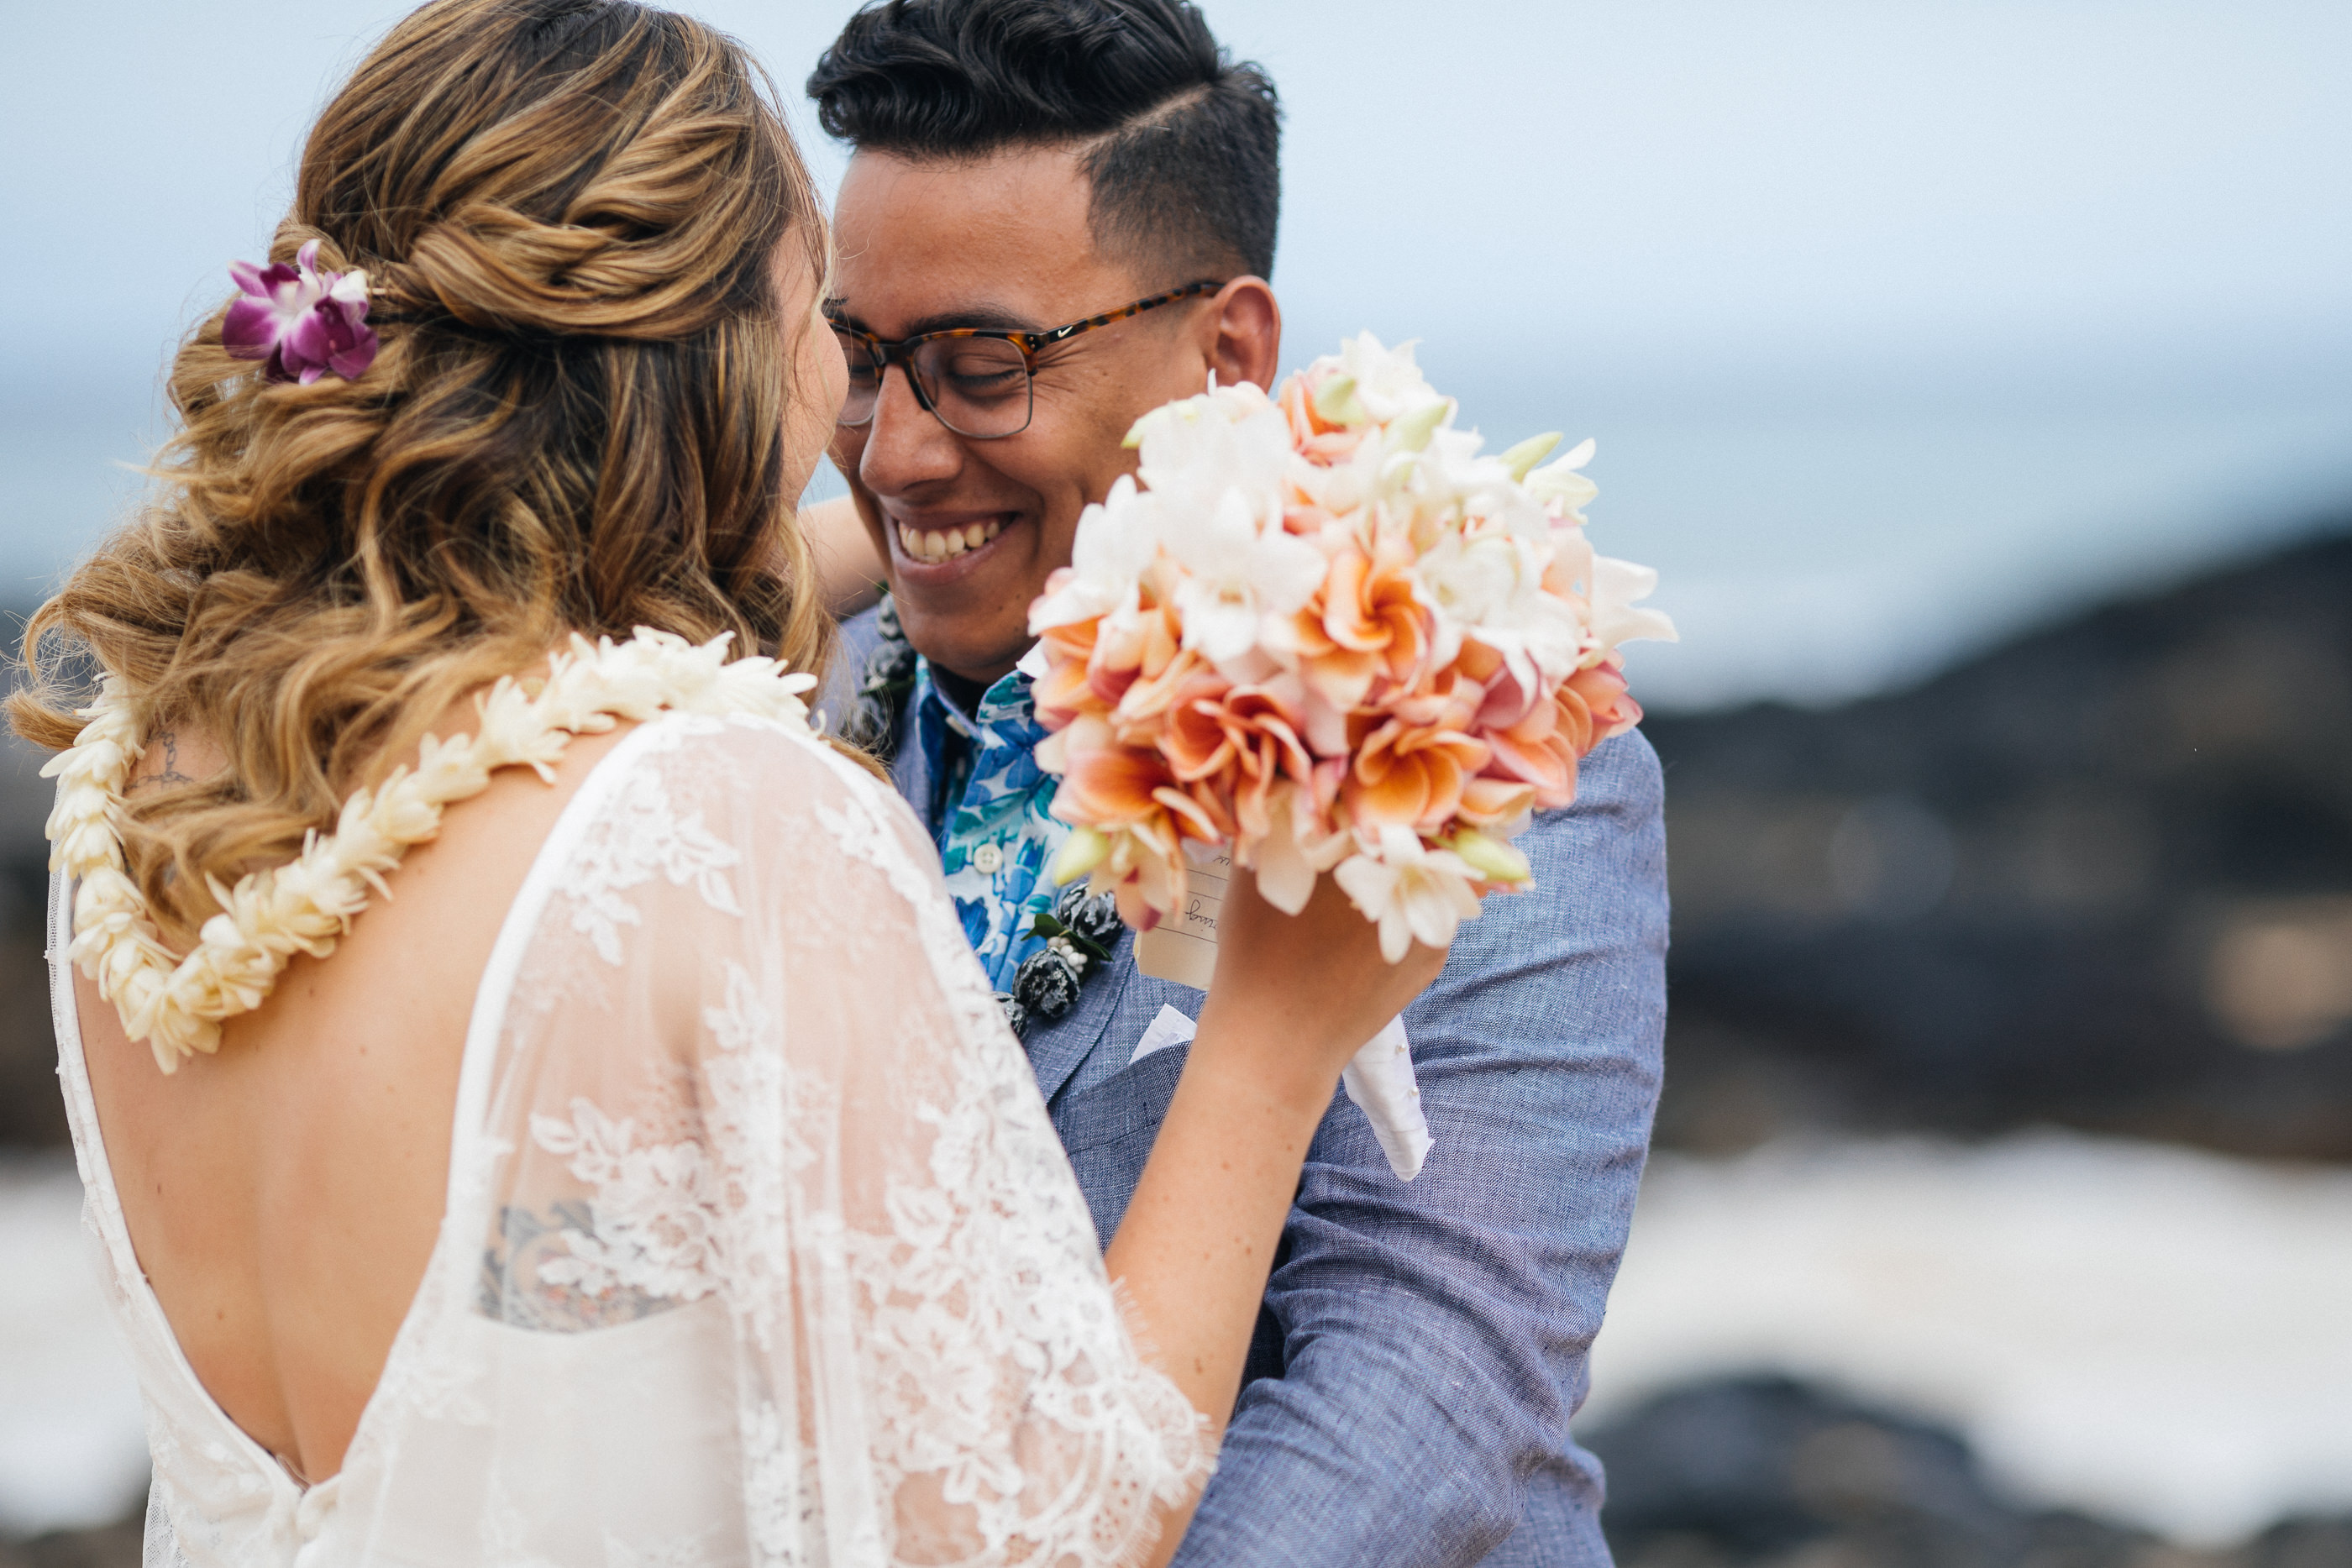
{"left": 1026, "top": 929, "right": 1135, "bottom": 1107}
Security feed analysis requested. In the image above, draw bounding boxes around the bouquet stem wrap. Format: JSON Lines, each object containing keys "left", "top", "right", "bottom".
{"left": 1342, "top": 1016, "right": 1431, "bottom": 1180}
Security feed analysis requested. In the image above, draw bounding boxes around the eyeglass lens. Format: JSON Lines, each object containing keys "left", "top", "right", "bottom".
{"left": 834, "top": 331, "right": 1035, "bottom": 439}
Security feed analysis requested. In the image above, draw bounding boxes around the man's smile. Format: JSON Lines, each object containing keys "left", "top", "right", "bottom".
{"left": 885, "top": 508, "right": 1021, "bottom": 571}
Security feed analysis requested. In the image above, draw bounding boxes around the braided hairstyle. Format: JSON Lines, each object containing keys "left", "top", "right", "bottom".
{"left": 9, "top": 0, "right": 847, "bottom": 948}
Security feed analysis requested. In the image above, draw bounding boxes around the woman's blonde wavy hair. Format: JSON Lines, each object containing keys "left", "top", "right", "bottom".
{"left": 10, "top": 0, "right": 849, "bottom": 949}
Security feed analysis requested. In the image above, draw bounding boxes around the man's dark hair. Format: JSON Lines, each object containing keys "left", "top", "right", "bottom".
{"left": 808, "top": 0, "right": 1281, "bottom": 281}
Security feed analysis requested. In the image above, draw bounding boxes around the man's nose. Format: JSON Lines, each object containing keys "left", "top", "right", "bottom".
{"left": 856, "top": 362, "right": 963, "bottom": 498}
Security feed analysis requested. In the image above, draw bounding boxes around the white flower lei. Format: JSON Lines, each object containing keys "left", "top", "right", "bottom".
{"left": 43, "top": 629, "right": 816, "bottom": 1073}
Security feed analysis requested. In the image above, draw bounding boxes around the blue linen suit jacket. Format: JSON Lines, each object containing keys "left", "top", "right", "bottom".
{"left": 833, "top": 607, "right": 1668, "bottom": 1565}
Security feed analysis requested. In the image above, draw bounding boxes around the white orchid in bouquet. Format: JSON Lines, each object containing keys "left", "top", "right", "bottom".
{"left": 1031, "top": 333, "right": 1675, "bottom": 962}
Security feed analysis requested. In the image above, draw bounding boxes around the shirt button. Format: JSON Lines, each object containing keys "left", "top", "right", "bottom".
{"left": 970, "top": 842, "right": 1005, "bottom": 875}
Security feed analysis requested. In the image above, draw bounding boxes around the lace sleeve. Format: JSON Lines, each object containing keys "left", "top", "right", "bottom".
{"left": 338, "top": 714, "right": 1208, "bottom": 1568}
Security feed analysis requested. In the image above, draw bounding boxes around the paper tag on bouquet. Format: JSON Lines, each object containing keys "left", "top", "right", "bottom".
{"left": 1135, "top": 842, "right": 1432, "bottom": 1180}
{"left": 1133, "top": 841, "right": 1231, "bottom": 990}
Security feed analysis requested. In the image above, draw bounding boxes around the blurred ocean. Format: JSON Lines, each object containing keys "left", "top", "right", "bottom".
{"left": 12, "top": 382, "right": 2349, "bottom": 712}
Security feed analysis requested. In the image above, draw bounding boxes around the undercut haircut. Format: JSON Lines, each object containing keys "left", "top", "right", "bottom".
{"left": 808, "top": 0, "right": 1281, "bottom": 282}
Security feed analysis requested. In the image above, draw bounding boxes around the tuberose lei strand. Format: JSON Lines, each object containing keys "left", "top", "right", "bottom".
{"left": 43, "top": 629, "right": 816, "bottom": 1074}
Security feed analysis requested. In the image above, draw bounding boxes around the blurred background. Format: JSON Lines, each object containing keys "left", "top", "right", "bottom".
{"left": 3, "top": 3, "right": 2348, "bottom": 1564}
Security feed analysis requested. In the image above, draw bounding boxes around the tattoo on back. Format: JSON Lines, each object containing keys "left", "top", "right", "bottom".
{"left": 479, "top": 1201, "right": 671, "bottom": 1331}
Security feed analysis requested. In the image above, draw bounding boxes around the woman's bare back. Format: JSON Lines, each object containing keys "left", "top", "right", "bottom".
{"left": 75, "top": 707, "right": 638, "bottom": 1486}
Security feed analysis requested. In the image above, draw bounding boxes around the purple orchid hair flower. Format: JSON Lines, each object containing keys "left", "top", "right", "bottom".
{"left": 223, "top": 239, "right": 379, "bottom": 385}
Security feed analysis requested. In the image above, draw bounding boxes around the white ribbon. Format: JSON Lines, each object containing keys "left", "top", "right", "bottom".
{"left": 1131, "top": 1004, "right": 1431, "bottom": 1181}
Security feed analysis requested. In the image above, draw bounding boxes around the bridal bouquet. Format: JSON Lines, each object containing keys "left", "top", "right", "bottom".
{"left": 1031, "top": 333, "right": 1675, "bottom": 957}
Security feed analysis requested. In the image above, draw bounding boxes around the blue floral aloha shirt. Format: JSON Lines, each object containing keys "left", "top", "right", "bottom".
{"left": 911, "top": 657, "right": 1072, "bottom": 992}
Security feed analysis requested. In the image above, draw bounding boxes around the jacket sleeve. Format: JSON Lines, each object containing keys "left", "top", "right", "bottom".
{"left": 1168, "top": 729, "right": 1670, "bottom": 1567}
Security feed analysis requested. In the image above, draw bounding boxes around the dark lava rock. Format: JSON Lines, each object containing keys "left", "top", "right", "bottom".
{"left": 1582, "top": 1377, "right": 2349, "bottom": 1568}
{"left": 1644, "top": 523, "right": 2352, "bottom": 1162}
{"left": 1586, "top": 1377, "right": 2029, "bottom": 1568}
{"left": 0, "top": 1512, "right": 142, "bottom": 1568}
{"left": 0, "top": 695, "right": 77, "bottom": 1146}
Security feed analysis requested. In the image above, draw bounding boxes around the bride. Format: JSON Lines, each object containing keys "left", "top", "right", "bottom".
{"left": 14, "top": 3, "right": 1441, "bottom": 1564}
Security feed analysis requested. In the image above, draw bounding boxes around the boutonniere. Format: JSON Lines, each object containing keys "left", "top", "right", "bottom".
{"left": 1002, "top": 880, "right": 1123, "bottom": 1035}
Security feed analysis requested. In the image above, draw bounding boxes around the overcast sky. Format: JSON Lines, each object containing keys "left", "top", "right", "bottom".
{"left": 5, "top": 1, "right": 2349, "bottom": 705}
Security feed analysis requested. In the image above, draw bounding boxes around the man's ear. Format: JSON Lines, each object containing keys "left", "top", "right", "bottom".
{"left": 1203, "top": 277, "right": 1281, "bottom": 392}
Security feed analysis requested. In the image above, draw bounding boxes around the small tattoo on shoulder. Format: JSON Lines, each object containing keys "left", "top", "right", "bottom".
{"left": 126, "top": 731, "right": 196, "bottom": 795}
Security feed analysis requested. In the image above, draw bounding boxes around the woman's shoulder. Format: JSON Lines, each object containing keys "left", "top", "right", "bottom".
{"left": 582, "top": 710, "right": 934, "bottom": 889}
{"left": 617, "top": 710, "right": 905, "bottom": 815}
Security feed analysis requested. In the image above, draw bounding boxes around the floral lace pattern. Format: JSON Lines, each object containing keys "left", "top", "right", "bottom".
{"left": 524, "top": 959, "right": 816, "bottom": 1341}
{"left": 55, "top": 712, "right": 1209, "bottom": 1568}
{"left": 550, "top": 729, "right": 744, "bottom": 965}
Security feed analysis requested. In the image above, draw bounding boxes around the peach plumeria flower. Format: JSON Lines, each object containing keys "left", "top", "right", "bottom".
{"left": 1030, "top": 333, "right": 1674, "bottom": 957}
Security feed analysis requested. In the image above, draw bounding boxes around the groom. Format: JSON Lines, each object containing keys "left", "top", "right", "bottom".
{"left": 810, "top": 3, "right": 1667, "bottom": 1563}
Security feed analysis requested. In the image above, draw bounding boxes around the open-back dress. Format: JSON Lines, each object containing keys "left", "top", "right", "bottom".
{"left": 50, "top": 710, "right": 1209, "bottom": 1566}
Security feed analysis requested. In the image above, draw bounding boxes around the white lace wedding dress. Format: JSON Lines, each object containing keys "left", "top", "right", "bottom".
{"left": 49, "top": 711, "right": 1210, "bottom": 1567}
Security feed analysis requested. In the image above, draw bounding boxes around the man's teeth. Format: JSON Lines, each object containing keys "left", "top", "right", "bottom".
{"left": 897, "top": 518, "right": 1005, "bottom": 561}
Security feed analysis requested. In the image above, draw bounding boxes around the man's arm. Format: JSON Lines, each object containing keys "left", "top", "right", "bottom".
{"left": 801, "top": 494, "right": 885, "bottom": 618}
{"left": 1168, "top": 730, "right": 1669, "bottom": 1567}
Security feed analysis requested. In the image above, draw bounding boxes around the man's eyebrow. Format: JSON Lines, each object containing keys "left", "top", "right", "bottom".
{"left": 823, "top": 299, "right": 1042, "bottom": 337}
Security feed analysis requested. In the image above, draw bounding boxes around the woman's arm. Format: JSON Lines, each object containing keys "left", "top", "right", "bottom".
{"left": 1105, "top": 868, "right": 1446, "bottom": 1565}
{"left": 710, "top": 727, "right": 1442, "bottom": 1567}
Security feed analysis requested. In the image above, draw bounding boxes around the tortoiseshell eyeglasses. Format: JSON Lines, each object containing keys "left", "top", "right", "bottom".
{"left": 827, "top": 280, "right": 1228, "bottom": 440}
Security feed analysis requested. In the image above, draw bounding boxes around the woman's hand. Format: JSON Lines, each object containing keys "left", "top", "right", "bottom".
{"left": 1194, "top": 863, "right": 1446, "bottom": 1105}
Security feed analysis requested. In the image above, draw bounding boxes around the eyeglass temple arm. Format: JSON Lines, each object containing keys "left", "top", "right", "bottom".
{"left": 1026, "top": 280, "right": 1227, "bottom": 351}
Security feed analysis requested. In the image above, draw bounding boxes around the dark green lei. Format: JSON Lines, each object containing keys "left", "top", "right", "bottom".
{"left": 848, "top": 591, "right": 1121, "bottom": 1036}
{"left": 840, "top": 590, "right": 918, "bottom": 766}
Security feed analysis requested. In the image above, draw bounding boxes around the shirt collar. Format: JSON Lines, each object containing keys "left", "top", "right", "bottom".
{"left": 915, "top": 657, "right": 1039, "bottom": 742}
